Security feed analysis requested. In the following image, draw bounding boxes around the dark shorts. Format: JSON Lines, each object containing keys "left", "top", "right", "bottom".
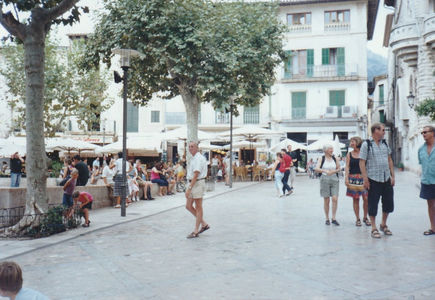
{"left": 81, "top": 202, "right": 93, "bottom": 210}
{"left": 62, "top": 193, "right": 73, "bottom": 208}
{"left": 420, "top": 183, "right": 435, "bottom": 200}
{"left": 368, "top": 178, "right": 394, "bottom": 216}
{"left": 151, "top": 178, "right": 169, "bottom": 187}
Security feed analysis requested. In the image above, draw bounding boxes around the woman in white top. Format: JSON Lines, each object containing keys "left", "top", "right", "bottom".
{"left": 315, "top": 144, "right": 341, "bottom": 226}
{"left": 210, "top": 154, "right": 220, "bottom": 181}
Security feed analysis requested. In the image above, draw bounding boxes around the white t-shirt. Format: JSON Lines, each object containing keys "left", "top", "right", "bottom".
{"left": 101, "top": 165, "right": 114, "bottom": 184}
{"left": 16, "top": 287, "right": 49, "bottom": 300}
{"left": 211, "top": 158, "right": 219, "bottom": 166}
{"left": 113, "top": 158, "right": 123, "bottom": 175}
{"left": 187, "top": 152, "right": 207, "bottom": 180}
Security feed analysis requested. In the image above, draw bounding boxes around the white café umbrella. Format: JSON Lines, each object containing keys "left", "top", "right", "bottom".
{"left": 222, "top": 140, "right": 266, "bottom": 150}
{"left": 307, "top": 137, "right": 345, "bottom": 154}
{"left": 0, "top": 143, "right": 26, "bottom": 157}
{"left": 199, "top": 140, "right": 223, "bottom": 151}
{"left": 46, "top": 137, "right": 101, "bottom": 153}
{"left": 218, "top": 125, "right": 283, "bottom": 140}
{"left": 269, "top": 138, "right": 307, "bottom": 153}
{"left": 161, "top": 125, "right": 216, "bottom": 141}
{"left": 97, "top": 136, "right": 162, "bottom": 157}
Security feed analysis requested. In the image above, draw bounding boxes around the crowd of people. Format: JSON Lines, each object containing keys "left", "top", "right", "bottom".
{"left": 276, "top": 122, "right": 435, "bottom": 239}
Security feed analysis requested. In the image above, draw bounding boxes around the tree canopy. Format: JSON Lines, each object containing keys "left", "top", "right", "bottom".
{"left": 1, "top": 38, "right": 112, "bottom": 136}
{"left": 85, "top": 0, "right": 285, "bottom": 141}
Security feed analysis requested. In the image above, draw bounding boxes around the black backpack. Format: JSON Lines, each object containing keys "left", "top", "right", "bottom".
{"left": 319, "top": 155, "right": 339, "bottom": 177}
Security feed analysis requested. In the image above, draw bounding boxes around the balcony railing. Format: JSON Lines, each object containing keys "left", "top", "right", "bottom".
{"left": 287, "top": 24, "right": 311, "bottom": 33}
{"left": 325, "top": 22, "right": 350, "bottom": 31}
{"left": 243, "top": 112, "right": 260, "bottom": 124}
{"left": 215, "top": 112, "right": 230, "bottom": 124}
{"left": 283, "top": 64, "right": 359, "bottom": 80}
{"left": 292, "top": 107, "right": 306, "bottom": 119}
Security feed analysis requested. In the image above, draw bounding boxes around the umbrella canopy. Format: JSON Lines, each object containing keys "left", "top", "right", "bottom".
{"left": 97, "top": 136, "right": 161, "bottom": 157}
{"left": 161, "top": 125, "right": 216, "bottom": 141}
{"left": 199, "top": 141, "right": 223, "bottom": 151}
{"left": 222, "top": 140, "right": 266, "bottom": 150}
{"left": 306, "top": 138, "right": 345, "bottom": 153}
{"left": 46, "top": 138, "right": 100, "bottom": 152}
{"left": 269, "top": 138, "right": 307, "bottom": 153}
{"left": 218, "top": 125, "right": 283, "bottom": 140}
{"left": 0, "top": 143, "right": 26, "bottom": 157}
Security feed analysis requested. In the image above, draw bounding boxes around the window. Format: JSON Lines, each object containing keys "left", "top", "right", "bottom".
{"left": 215, "top": 111, "right": 230, "bottom": 124}
{"left": 244, "top": 105, "right": 259, "bottom": 124}
{"left": 379, "top": 110, "right": 385, "bottom": 123}
{"left": 284, "top": 49, "right": 314, "bottom": 78}
{"left": 329, "top": 90, "right": 345, "bottom": 117}
{"left": 151, "top": 110, "right": 160, "bottom": 123}
{"left": 322, "top": 48, "right": 345, "bottom": 76}
{"left": 287, "top": 13, "right": 311, "bottom": 25}
{"left": 379, "top": 84, "right": 384, "bottom": 105}
{"left": 324, "top": 10, "right": 350, "bottom": 24}
{"left": 165, "top": 112, "right": 186, "bottom": 124}
{"left": 127, "top": 102, "right": 138, "bottom": 132}
{"left": 292, "top": 92, "right": 306, "bottom": 119}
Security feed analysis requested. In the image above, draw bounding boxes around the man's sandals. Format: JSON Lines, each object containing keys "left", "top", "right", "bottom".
{"left": 186, "top": 224, "right": 210, "bottom": 239}
{"left": 380, "top": 224, "right": 393, "bottom": 236}
{"left": 424, "top": 229, "right": 435, "bottom": 236}
{"left": 363, "top": 218, "right": 371, "bottom": 226}
{"left": 371, "top": 229, "right": 381, "bottom": 238}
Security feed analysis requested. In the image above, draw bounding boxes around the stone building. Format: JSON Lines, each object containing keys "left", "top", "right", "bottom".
{"left": 383, "top": 0, "right": 435, "bottom": 171}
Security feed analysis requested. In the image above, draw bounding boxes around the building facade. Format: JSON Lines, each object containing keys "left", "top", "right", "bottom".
{"left": 383, "top": 0, "right": 435, "bottom": 172}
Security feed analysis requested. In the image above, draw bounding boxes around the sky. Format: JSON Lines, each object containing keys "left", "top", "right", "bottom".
{"left": 0, "top": 0, "right": 392, "bottom": 57}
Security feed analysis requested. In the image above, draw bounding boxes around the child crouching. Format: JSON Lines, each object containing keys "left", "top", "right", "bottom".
{"left": 72, "top": 191, "right": 93, "bottom": 227}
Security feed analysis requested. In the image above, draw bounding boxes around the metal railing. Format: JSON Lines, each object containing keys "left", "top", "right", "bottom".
{"left": 283, "top": 64, "right": 359, "bottom": 80}
{"left": 243, "top": 111, "right": 260, "bottom": 124}
{"left": 325, "top": 22, "right": 350, "bottom": 31}
{"left": 292, "top": 107, "right": 306, "bottom": 119}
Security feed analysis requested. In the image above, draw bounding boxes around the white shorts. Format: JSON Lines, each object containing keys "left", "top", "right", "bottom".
{"left": 191, "top": 180, "right": 205, "bottom": 199}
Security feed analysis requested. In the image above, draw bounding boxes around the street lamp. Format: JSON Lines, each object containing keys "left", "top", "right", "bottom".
{"left": 407, "top": 91, "right": 415, "bottom": 109}
{"left": 112, "top": 48, "right": 139, "bottom": 217}
{"left": 228, "top": 97, "right": 236, "bottom": 188}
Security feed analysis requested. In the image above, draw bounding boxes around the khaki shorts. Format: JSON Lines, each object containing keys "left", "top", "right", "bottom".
{"left": 190, "top": 180, "right": 205, "bottom": 199}
{"left": 320, "top": 175, "right": 339, "bottom": 198}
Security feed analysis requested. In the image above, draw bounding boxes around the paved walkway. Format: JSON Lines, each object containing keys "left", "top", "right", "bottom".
{"left": 1, "top": 171, "right": 435, "bottom": 300}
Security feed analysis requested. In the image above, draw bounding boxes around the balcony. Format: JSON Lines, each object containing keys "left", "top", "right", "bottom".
{"left": 282, "top": 64, "right": 359, "bottom": 82}
{"left": 389, "top": 22, "right": 418, "bottom": 54}
{"left": 424, "top": 14, "right": 435, "bottom": 45}
{"left": 324, "top": 22, "right": 350, "bottom": 32}
{"left": 291, "top": 107, "right": 306, "bottom": 120}
{"left": 215, "top": 112, "right": 230, "bottom": 124}
{"left": 287, "top": 24, "right": 311, "bottom": 34}
{"left": 243, "top": 111, "right": 260, "bottom": 124}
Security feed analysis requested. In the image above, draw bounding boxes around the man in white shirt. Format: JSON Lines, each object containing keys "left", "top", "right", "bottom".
{"left": 101, "top": 158, "right": 115, "bottom": 205}
{"left": 185, "top": 141, "right": 210, "bottom": 238}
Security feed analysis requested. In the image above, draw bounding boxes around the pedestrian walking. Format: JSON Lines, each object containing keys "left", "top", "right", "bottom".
{"left": 185, "top": 141, "right": 210, "bottom": 238}
{"left": 280, "top": 149, "right": 293, "bottom": 196}
{"left": 286, "top": 145, "right": 298, "bottom": 189}
{"left": 63, "top": 168, "right": 78, "bottom": 218}
{"left": 360, "top": 123, "right": 395, "bottom": 239}
{"left": 345, "top": 136, "right": 369, "bottom": 227}
{"left": 418, "top": 125, "right": 435, "bottom": 236}
{"left": 272, "top": 153, "right": 284, "bottom": 197}
{"left": 10, "top": 152, "right": 24, "bottom": 187}
{"left": 113, "top": 152, "right": 128, "bottom": 208}
{"left": 72, "top": 191, "right": 93, "bottom": 227}
{"left": 315, "top": 144, "right": 341, "bottom": 226}
{"left": 0, "top": 261, "right": 48, "bottom": 300}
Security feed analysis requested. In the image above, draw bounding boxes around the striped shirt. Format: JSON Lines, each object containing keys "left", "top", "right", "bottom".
{"left": 360, "top": 138, "right": 392, "bottom": 183}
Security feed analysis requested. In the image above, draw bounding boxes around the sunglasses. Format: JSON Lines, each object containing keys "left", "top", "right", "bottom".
{"left": 421, "top": 131, "right": 433, "bottom": 135}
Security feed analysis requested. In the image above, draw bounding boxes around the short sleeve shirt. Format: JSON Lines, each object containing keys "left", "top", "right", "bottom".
{"left": 418, "top": 143, "right": 435, "bottom": 184}
{"left": 101, "top": 165, "right": 114, "bottom": 184}
{"left": 78, "top": 192, "right": 93, "bottom": 203}
{"left": 360, "top": 138, "right": 391, "bottom": 182}
{"left": 16, "top": 287, "right": 49, "bottom": 300}
{"left": 187, "top": 152, "right": 207, "bottom": 180}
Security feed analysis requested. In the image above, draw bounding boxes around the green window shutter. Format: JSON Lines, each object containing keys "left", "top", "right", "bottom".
{"left": 379, "top": 85, "right": 384, "bottom": 105}
{"left": 379, "top": 110, "right": 385, "bottom": 123}
{"left": 284, "top": 50, "right": 292, "bottom": 78}
{"left": 337, "top": 47, "right": 345, "bottom": 76}
{"left": 322, "top": 48, "right": 330, "bottom": 65}
{"left": 329, "top": 90, "right": 345, "bottom": 117}
{"left": 127, "top": 102, "right": 139, "bottom": 132}
{"left": 292, "top": 92, "right": 306, "bottom": 119}
{"left": 307, "top": 49, "right": 314, "bottom": 77}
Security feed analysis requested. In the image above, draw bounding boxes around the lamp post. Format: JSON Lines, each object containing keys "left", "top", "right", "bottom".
{"left": 229, "top": 97, "right": 235, "bottom": 188}
{"left": 112, "top": 48, "right": 139, "bottom": 217}
{"left": 407, "top": 91, "right": 415, "bottom": 109}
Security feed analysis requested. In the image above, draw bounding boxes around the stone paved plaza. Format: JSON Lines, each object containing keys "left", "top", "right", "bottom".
{"left": 1, "top": 171, "right": 435, "bottom": 300}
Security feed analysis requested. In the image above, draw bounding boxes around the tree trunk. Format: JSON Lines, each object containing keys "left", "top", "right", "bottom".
{"left": 180, "top": 88, "right": 199, "bottom": 162}
{"left": 24, "top": 25, "right": 49, "bottom": 212}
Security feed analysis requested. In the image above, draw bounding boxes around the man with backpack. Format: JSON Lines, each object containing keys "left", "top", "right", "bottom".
{"left": 359, "top": 123, "right": 395, "bottom": 239}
